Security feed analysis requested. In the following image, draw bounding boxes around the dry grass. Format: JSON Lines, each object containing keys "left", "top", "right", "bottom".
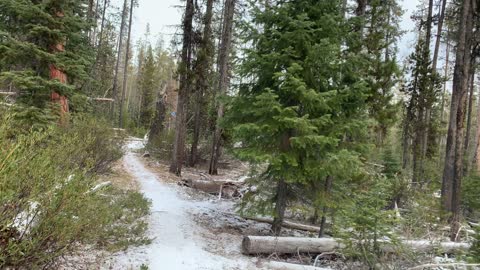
{"left": 100, "top": 160, "right": 139, "bottom": 191}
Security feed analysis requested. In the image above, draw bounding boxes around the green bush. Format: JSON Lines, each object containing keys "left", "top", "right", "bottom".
{"left": 0, "top": 114, "right": 150, "bottom": 268}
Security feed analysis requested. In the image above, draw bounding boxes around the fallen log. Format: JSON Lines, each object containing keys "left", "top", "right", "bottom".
{"left": 261, "top": 261, "right": 331, "bottom": 270}
{"left": 244, "top": 216, "right": 320, "bottom": 233}
{"left": 408, "top": 263, "right": 480, "bottom": 270}
{"left": 242, "top": 236, "right": 471, "bottom": 255}
{"left": 243, "top": 236, "right": 340, "bottom": 255}
{"left": 179, "top": 179, "right": 241, "bottom": 199}
{"left": 0, "top": 92, "right": 16, "bottom": 96}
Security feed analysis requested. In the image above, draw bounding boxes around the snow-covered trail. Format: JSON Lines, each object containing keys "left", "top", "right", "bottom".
{"left": 106, "top": 139, "right": 259, "bottom": 270}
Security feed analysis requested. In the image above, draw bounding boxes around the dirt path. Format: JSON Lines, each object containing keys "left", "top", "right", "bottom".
{"left": 105, "top": 139, "right": 261, "bottom": 270}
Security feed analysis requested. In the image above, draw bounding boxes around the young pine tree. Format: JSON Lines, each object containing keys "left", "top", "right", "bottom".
{"left": 229, "top": 0, "right": 370, "bottom": 235}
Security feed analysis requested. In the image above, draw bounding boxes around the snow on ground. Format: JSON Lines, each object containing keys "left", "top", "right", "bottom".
{"left": 103, "top": 139, "right": 263, "bottom": 270}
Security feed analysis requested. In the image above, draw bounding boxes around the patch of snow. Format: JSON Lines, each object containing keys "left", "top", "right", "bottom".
{"left": 11, "top": 201, "right": 40, "bottom": 235}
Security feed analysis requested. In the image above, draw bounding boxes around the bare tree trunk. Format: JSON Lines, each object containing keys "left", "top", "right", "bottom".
{"left": 271, "top": 133, "right": 291, "bottom": 236}
{"left": 464, "top": 63, "right": 476, "bottom": 173}
{"left": 88, "top": 0, "right": 95, "bottom": 41}
{"left": 97, "top": 0, "right": 108, "bottom": 50}
{"left": 418, "top": 0, "right": 434, "bottom": 179}
{"left": 318, "top": 176, "right": 332, "bottom": 238}
{"left": 92, "top": 0, "right": 101, "bottom": 46}
{"left": 441, "top": 0, "right": 473, "bottom": 241}
{"left": 209, "top": 0, "right": 236, "bottom": 175}
{"left": 431, "top": 0, "right": 447, "bottom": 72}
{"left": 272, "top": 179, "right": 287, "bottom": 236}
{"left": 472, "top": 84, "right": 480, "bottom": 172}
{"left": 170, "top": 0, "right": 195, "bottom": 176}
{"left": 189, "top": 0, "right": 215, "bottom": 167}
{"left": 149, "top": 94, "right": 167, "bottom": 144}
{"left": 119, "top": 0, "right": 134, "bottom": 128}
{"left": 111, "top": 0, "right": 128, "bottom": 120}
{"left": 440, "top": 35, "right": 450, "bottom": 125}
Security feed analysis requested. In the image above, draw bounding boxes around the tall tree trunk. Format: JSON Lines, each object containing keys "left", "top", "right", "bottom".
{"left": 440, "top": 34, "right": 450, "bottom": 125}
{"left": 189, "top": 0, "right": 215, "bottom": 167}
{"left": 272, "top": 178, "right": 287, "bottom": 236}
{"left": 50, "top": 10, "right": 69, "bottom": 123}
{"left": 149, "top": 93, "right": 167, "bottom": 144}
{"left": 88, "top": 0, "right": 95, "bottom": 41}
{"left": 209, "top": 0, "right": 236, "bottom": 175}
{"left": 170, "top": 0, "right": 195, "bottom": 176}
{"left": 432, "top": 0, "right": 447, "bottom": 72}
{"left": 119, "top": 0, "right": 134, "bottom": 128}
{"left": 318, "top": 176, "right": 333, "bottom": 238}
{"left": 97, "top": 0, "right": 108, "bottom": 52}
{"left": 472, "top": 83, "right": 480, "bottom": 172}
{"left": 464, "top": 63, "right": 476, "bottom": 173}
{"left": 441, "top": 0, "right": 473, "bottom": 241}
{"left": 92, "top": 0, "right": 101, "bottom": 45}
{"left": 272, "top": 133, "right": 291, "bottom": 236}
{"left": 419, "top": 0, "right": 434, "bottom": 174}
{"left": 111, "top": 0, "right": 128, "bottom": 120}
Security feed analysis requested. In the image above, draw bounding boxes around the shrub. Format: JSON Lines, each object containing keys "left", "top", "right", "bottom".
{"left": 0, "top": 114, "right": 149, "bottom": 268}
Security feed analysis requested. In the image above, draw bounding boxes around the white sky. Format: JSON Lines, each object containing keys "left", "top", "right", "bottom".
{"left": 117, "top": 0, "right": 421, "bottom": 59}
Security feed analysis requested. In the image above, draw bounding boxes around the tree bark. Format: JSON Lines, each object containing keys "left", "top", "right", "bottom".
{"left": 241, "top": 236, "right": 471, "bottom": 255}
{"left": 243, "top": 216, "right": 321, "bottom": 233}
{"left": 272, "top": 179, "right": 287, "bottom": 236}
{"left": 463, "top": 63, "right": 476, "bottom": 173}
{"left": 431, "top": 0, "right": 447, "bottom": 72}
{"left": 189, "top": 0, "right": 215, "bottom": 167}
{"left": 111, "top": 0, "right": 128, "bottom": 120}
{"left": 318, "top": 176, "right": 332, "bottom": 238}
{"left": 416, "top": 0, "right": 434, "bottom": 182}
{"left": 97, "top": 0, "right": 108, "bottom": 50}
{"left": 148, "top": 94, "right": 167, "bottom": 144}
{"left": 472, "top": 81, "right": 480, "bottom": 172}
{"left": 170, "top": 0, "right": 195, "bottom": 176}
{"left": 441, "top": 0, "right": 473, "bottom": 241}
{"left": 118, "top": 0, "right": 134, "bottom": 128}
{"left": 209, "top": 0, "right": 236, "bottom": 175}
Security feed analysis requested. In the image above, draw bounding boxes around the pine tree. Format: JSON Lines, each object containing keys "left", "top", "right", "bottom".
{"left": 0, "top": 0, "right": 93, "bottom": 125}
{"left": 362, "top": 0, "right": 403, "bottom": 146}
{"left": 229, "top": 0, "right": 370, "bottom": 235}
{"left": 138, "top": 46, "right": 156, "bottom": 128}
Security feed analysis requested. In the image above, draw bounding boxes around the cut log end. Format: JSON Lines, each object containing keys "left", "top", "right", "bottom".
{"left": 242, "top": 236, "right": 251, "bottom": 254}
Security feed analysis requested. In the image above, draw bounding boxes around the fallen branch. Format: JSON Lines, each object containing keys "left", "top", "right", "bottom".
{"left": 89, "top": 97, "right": 114, "bottom": 102}
{"left": 87, "top": 181, "right": 111, "bottom": 194}
{"left": 261, "top": 261, "right": 331, "bottom": 270}
{"left": 242, "top": 236, "right": 471, "bottom": 255}
{"left": 179, "top": 179, "right": 241, "bottom": 199}
{"left": 0, "top": 92, "right": 16, "bottom": 96}
{"left": 408, "top": 263, "right": 480, "bottom": 270}
{"left": 244, "top": 216, "right": 320, "bottom": 233}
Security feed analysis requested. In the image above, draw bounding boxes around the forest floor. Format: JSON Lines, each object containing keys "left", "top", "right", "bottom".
{"left": 100, "top": 138, "right": 273, "bottom": 270}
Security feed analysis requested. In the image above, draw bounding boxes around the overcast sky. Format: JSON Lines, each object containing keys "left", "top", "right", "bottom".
{"left": 121, "top": 0, "right": 421, "bottom": 60}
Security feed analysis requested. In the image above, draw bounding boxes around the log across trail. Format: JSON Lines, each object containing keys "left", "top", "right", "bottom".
{"left": 242, "top": 236, "right": 471, "bottom": 255}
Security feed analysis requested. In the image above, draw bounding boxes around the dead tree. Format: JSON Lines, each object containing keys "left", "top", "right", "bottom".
{"left": 119, "top": 0, "right": 134, "bottom": 128}
{"left": 111, "top": 0, "right": 128, "bottom": 120}
{"left": 170, "top": 0, "right": 195, "bottom": 176}
{"left": 189, "top": 0, "right": 215, "bottom": 167}
{"left": 441, "top": 0, "right": 474, "bottom": 241}
{"left": 209, "top": 0, "right": 236, "bottom": 175}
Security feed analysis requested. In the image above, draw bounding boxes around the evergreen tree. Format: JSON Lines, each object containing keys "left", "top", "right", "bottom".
{"left": 138, "top": 45, "right": 156, "bottom": 128}
{"left": 0, "top": 0, "right": 93, "bottom": 123}
{"left": 229, "top": 0, "right": 370, "bottom": 235}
